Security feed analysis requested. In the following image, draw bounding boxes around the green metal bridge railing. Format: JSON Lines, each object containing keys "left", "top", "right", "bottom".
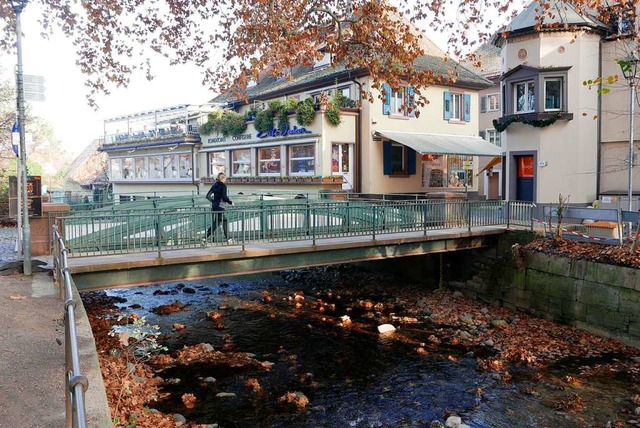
{"left": 57, "top": 200, "right": 535, "bottom": 258}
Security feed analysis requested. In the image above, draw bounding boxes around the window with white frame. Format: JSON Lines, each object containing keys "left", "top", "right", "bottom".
{"left": 149, "top": 156, "right": 163, "bottom": 179}
{"left": 485, "top": 129, "right": 502, "bottom": 147}
{"left": 123, "top": 158, "right": 134, "bottom": 179}
{"left": 110, "top": 159, "right": 122, "bottom": 180}
{"left": 391, "top": 88, "right": 408, "bottom": 116}
{"left": 289, "top": 144, "right": 315, "bottom": 175}
{"left": 258, "top": 147, "right": 281, "bottom": 175}
{"left": 544, "top": 78, "right": 563, "bottom": 111}
{"left": 514, "top": 81, "right": 535, "bottom": 113}
{"left": 179, "top": 153, "right": 192, "bottom": 178}
{"left": 487, "top": 94, "right": 500, "bottom": 111}
{"left": 209, "top": 152, "right": 226, "bottom": 177}
{"left": 232, "top": 149, "right": 251, "bottom": 176}
{"left": 134, "top": 157, "right": 147, "bottom": 179}
{"left": 163, "top": 155, "right": 177, "bottom": 178}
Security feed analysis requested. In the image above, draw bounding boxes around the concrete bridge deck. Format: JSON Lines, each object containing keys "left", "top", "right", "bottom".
{"left": 68, "top": 226, "right": 507, "bottom": 291}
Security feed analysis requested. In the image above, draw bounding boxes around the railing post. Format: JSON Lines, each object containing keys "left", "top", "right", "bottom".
{"left": 506, "top": 201, "right": 511, "bottom": 229}
{"left": 372, "top": 205, "right": 377, "bottom": 240}
{"left": 422, "top": 201, "right": 427, "bottom": 236}
{"left": 156, "top": 212, "right": 162, "bottom": 258}
{"left": 530, "top": 203, "right": 535, "bottom": 231}
{"left": 312, "top": 205, "right": 316, "bottom": 246}
{"left": 467, "top": 201, "right": 472, "bottom": 232}
{"left": 241, "top": 210, "right": 246, "bottom": 251}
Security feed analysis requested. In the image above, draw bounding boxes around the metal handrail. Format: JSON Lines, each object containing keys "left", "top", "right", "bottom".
{"left": 59, "top": 200, "right": 535, "bottom": 258}
{"left": 53, "top": 225, "right": 89, "bottom": 428}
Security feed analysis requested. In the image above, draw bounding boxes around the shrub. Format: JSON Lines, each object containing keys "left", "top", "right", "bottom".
{"left": 326, "top": 102, "right": 341, "bottom": 126}
{"left": 254, "top": 109, "right": 274, "bottom": 133}
{"left": 218, "top": 111, "right": 247, "bottom": 137}
{"left": 296, "top": 98, "right": 316, "bottom": 126}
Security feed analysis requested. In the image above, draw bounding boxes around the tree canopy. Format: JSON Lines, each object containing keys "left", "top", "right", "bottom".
{"left": 0, "top": 0, "right": 632, "bottom": 108}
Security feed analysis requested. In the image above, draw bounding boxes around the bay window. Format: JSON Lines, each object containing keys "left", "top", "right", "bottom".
{"left": 544, "top": 78, "right": 563, "bottom": 111}
{"left": 515, "top": 81, "right": 535, "bottom": 113}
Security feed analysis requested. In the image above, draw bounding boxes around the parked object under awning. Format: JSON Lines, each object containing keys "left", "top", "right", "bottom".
{"left": 477, "top": 156, "right": 502, "bottom": 176}
{"left": 374, "top": 130, "right": 502, "bottom": 156}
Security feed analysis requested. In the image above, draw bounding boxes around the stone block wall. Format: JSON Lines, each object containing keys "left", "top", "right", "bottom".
{"left": 447, "top": 232, "right": 640, "bottom": 348}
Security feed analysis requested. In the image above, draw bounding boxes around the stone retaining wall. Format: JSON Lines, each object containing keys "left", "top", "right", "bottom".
{"left": 446, "top": 231, "right": 640, "bottom": 348}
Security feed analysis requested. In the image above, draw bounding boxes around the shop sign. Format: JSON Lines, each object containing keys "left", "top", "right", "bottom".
{"left": 256, "top": 124, "right": 311, "bottom": 139}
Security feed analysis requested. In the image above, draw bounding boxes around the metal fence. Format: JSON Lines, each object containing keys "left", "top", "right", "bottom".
{"left": 59, "top": 200, "right": 535, "bottom": 258}
{"left": 52, "top": 226, "right": 88, "bottom": 428}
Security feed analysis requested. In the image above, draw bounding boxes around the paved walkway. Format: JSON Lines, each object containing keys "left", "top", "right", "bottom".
{"left": 0, "top": 228, "right": 111, "bottom": 427}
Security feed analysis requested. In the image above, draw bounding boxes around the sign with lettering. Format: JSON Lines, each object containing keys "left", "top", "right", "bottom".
{"left": 9, "top": 176, "right": 42, "bottom": 218}
{"left": 256, "top": 124, "right": 311, "bottom": 139}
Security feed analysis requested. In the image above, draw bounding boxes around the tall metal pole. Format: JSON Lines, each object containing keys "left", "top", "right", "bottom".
{"left": 629, "top": 78, "right": 636, "bottom": 239}
{"left": 13, "top": 1, "right": 31, "bottom": 275}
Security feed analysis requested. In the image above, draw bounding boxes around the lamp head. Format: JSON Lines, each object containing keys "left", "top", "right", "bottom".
{"left": 619, "top": 53, "right": 640, "bottom": 81}
{"left": 9, "top": 0, "right": 28, "bottom": 14}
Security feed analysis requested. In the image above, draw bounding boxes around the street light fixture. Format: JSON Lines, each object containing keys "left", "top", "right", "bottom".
{"left": 9, "top": 0, "right": 31, "bottom": 275}
{"left": 619, "top": 53, "right": 640, "bottom": 239}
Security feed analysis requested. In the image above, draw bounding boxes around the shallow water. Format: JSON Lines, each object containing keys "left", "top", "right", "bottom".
{"left": 103, "top": 268, "right": 637, "bottom": 428}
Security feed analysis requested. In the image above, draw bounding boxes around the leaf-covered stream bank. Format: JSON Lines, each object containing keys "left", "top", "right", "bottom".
{"left": 84, "top": 264, "right": 640, "bottom": 427}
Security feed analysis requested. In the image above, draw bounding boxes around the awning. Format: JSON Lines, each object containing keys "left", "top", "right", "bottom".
{"left": 374, "top": 130, "right": 502, "bottom": 156}
{"left": 477, "top": 156, "right": 502, "bottom": 175}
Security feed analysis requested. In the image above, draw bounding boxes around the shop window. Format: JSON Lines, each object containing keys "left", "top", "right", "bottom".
{"left": 422, "top": 154, "right": 473, "bottom": 188}
{"left": 258, "top": 147, "right": 281, "bottom": 175}
{"left": 382, "top": 141, "right": 416, "bottom": 175}
{"left": 289, "top": 144, "right": 315, "bottom": 175}
{"left": 110, "top": 159, "right": 122, "bottom": 180}
{"left": 443, "top": 91, "right": 471, "bottom": 121}
{"left": 209, "top": 152, "right": 226, "bottom": 177}
{"left": 232, "top": 149, "right": 251, "bottom": 176}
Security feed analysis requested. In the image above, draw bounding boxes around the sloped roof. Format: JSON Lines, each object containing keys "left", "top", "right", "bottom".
{"left": 506, "top": 0, "right": 607, "bottom": 34}
{"left": 460, "top": 44, "right": 502, "bottom": 79}
{"left": 212, "top": 54, "right": 492, "bottom": 104}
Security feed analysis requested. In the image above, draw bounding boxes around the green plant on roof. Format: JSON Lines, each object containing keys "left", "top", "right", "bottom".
{"left": 296, "top": 97, "right": 316, "bottom": 126}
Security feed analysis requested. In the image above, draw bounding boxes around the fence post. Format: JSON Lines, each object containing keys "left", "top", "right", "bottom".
{"left": 372, "top": 205, "right": 377, "bottom": 240}
{"left": 506, "top": 202, "right": 511, "bottom": 229}
{"left": 530, "top": 203, "right": 535, "bottom": 231}
{"left": 312, "top": 205, "right": 316, "bottom": 246}
{"left": 422, "top": 201, "right": 427, "bottom": 236}
{"left": 242, "top": 210, "right": 246, "bottom": 251}
{"left": 467, "top": 201, "right": 472, "bottom": 232}
{"left": 156, "top": 212, "right": 162, "bottom": 258}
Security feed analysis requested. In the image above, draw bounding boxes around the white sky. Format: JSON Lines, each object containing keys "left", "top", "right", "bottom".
{"left": 0, "top": 3, "right": 495, "bottom": 159}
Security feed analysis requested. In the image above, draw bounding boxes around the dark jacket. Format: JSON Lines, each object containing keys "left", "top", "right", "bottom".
{"left": 206, "top": 180, "right": 232, "bottom": 211}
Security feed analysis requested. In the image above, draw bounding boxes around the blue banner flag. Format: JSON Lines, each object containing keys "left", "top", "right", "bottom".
{"left": 11, "top": 121, "right": 19, "bottom": 157}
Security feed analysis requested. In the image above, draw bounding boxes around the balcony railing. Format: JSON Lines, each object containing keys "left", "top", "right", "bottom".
{"left": 103, "top": 125, "right": 200, "bottom": 146}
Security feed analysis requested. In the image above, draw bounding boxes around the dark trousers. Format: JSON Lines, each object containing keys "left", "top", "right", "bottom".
{"left": 206, "top": 209, "right": 228, "bottom": 240}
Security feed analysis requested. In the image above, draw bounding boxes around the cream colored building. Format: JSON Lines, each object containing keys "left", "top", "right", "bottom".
{"left": 496, "top": 1, "right": 638, "bottom": 206}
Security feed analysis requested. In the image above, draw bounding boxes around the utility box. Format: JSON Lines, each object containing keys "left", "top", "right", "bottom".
{"left": 599, "top": 194, "right": 640, "bottom": 211}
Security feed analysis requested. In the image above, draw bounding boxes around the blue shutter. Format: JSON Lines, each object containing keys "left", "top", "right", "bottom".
{"left": 464, "top": 94, "right": 471, "bottom": 122}
{"left": 407, "top": 86, "right": 416, "bottom": 117}
{"left": 443, "top": 91, "right": 452, "bottom": 120}
{"left": 383, "top": 141, "right": 392, "bottom": 175}
{"left": 407, "top": 147, "right": 416, "bottom": 175}
{"left": 382, "top": 83, "right": 391, "bottom": 115}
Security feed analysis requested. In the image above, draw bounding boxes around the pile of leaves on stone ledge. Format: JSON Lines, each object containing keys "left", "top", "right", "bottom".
{"left": 514, "top": 236, "right": 640, "bottom": 269}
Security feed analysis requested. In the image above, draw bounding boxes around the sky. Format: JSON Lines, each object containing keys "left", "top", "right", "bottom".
{"left": 0, "top": 3, "right": 498, "bottom": 160}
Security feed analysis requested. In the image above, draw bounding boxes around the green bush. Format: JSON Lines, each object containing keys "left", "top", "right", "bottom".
{"left": 219, "top": 111, "right": 248, "bottom": 137}
{"left": 254, "top": 109, "right": 274, "bottom": 133}
{"left": 277, "top": 109, "right": 289, "bottom": 132}
{"left": 326, "top": 102, "right": 341, "bottom": 126}
{"left": 296, "top": 98, "right": 316, "bottom": 126}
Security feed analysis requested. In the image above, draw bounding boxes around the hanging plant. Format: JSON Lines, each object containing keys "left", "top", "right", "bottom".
{"left": 493, "top": 113, "right": 563, "bottom": 133}
{"left": 296, "top": 98, "right": 316, "bottom": 126}
{"left": 199, "top": 121, "right": 214, "bottom": 135}
{"left": 254, "top": 109, "right": 274, "bottom": 133}
{"left": 218, "top": 111, "right": 247, "bottom": 137}
{"left": 277, "top": 109, "right": 289, "bottom": 132}
{"left": 326, "top": 102, "right": 341, "bottom": 126}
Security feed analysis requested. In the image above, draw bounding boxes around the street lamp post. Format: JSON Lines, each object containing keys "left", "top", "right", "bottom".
{"left": 10, "top": 0, "right": 31, "bottom": 275}
{"left": 620, "top": 54, "right": 640, "bottom": 240}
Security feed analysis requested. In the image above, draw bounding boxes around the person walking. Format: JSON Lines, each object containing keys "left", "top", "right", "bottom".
{"left": 205, "top": 172, "right": 234, "bottom": 243}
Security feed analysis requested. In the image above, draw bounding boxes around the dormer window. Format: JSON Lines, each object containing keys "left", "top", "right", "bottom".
{"left": 314, "top": 52, "right": 331, "bottom": 69}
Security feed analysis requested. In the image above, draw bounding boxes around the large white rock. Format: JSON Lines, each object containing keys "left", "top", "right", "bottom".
{"left": 377, "top": 324, "right": 396, "bottom": 333}
{"left": 445, "top": 416, "right": 462, "bottom": 428}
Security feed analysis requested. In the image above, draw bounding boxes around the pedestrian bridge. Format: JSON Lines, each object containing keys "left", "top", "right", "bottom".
{"left": 57, "top": 198, "right": 534, "bottom": 291}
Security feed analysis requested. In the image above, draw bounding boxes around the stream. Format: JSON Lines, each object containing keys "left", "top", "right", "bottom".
{"left": 94, "top": 265, "right": 638, "bottom": 428}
